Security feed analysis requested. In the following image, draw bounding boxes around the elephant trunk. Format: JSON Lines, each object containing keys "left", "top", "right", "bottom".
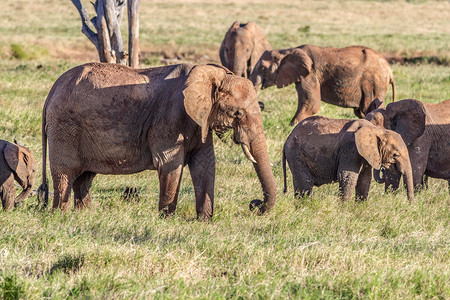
{"left": 395, "top": 155, "right": 415, "bottom": 202}
{"left": 14, "top": 184, "right": 33, "bottom": 206}
{"left": 401, "top": 162, "right": 415, "bottom": 202}
{"left": 231, "top": 58, "right": 246, "bottom": 78}
{"left": 246, "top": 134, "right": 277, "bottom": 214}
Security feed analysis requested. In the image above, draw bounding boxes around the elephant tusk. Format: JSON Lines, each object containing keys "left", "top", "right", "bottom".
{"left": 380, "top": 167, "right": 385, "bottom": 180}
{"left": 241, "top": 144, "right": 257, "bottom": 164}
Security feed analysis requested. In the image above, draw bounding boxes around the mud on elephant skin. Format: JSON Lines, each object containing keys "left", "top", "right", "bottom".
{"left": 282, "top": 116, "right": 414, "bottom": 202}
{"left": 38, "top": 62, "right": 277, "bottom": 220}
{"left": 0, "top": 139, "right": 36, "bottom": 210}
{"left": 250, "top": 45, "right": 396, "bottom": 125}
{"left": 366, "top": 98, "right": 450, "bottom": 192}
{"left": 219, "top": 21, "right": 271, "bottom": 79}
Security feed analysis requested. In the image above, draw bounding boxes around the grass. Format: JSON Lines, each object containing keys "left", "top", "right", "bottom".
{"left": 0, "top": 0, "right": 449, "bottom": 298}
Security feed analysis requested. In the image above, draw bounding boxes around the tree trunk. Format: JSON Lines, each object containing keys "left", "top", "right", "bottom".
{"left": 71, "top": 0, "right": 139, "bottom": 66}
{"left": 128, "top": 0, "right": 140, "bottom": 68}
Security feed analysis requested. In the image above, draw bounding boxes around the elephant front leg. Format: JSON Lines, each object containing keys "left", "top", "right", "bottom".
{"left": 188, "top": 145, "right": 215, "bottom": 221}
{"left": 337, "top": 160, "right": 361, "bottom": 201}
{"left": 1, "top": 177, "right": 15, "bottom": 210}
{"left": 291, "top": 82, "right": 321, "bottom": 126}
{"left": 158, "top": 162, "right": 184, "bottom": 217}
{"left": 355, "top": 163, "right": 372, "bottom": 201}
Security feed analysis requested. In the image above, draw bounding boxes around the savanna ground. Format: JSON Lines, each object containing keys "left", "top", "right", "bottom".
{"left": 0, "top": 0, "right": 449, "bottom": 298}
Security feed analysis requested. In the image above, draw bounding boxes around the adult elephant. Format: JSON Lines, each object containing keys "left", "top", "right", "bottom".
{"left": 219, "top": 21, "right": 271, "bottom": 79}
{"left": 366, "top": 99, "right": 450, "bottom": 191}
{"left": 282, "top": 117, "right": 414, "bottom": 202}
{"left": 250, "top": 45, "right": 395, "bottom": 125}
{"left": 38, "top": 63, "right": 277, "bottom": 220}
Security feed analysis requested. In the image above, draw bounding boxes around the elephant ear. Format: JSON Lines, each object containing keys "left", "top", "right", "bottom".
{"left": 386, "top": 99, "right": 426, "bottom": 145}
{"left": 183, "top": 65, "right": 227, "bottom": 143}
{"left": 354, "top": 126, "right": 382, "bottom": 169}
{"left": 4, "top": 143, "right": 29, "bottom": 184}
{"left": 275, "top": 48, "right": 312, "bottom": 88}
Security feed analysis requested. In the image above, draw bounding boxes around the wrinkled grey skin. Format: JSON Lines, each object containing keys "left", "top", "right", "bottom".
{"left": 220, "top": 21, "right": 271, "bottom": 79}
{"left": 250, "top": 45, "right": 395, "bottom": 125}
{"left": 38, "top": 62, "right": 276, "bottom": 220}
{"left": 0, "top": 140, "right": 36, "bottom": 210}
{"left": 282, "top": 116, "right": 414, "bottom": 201}
{"left": 367, "top": 99, "right": 450, "bottom": 192}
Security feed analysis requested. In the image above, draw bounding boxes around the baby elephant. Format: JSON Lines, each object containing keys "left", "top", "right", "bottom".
{"left": 282, "top": 116, "right": 414, "bottom": 202}
{"left": 0, "top": 140, "right": 36, "bottom": 209}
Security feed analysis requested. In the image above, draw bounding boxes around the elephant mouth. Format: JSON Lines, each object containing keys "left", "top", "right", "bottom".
{"left": 241, "top": 143, "right": 257, "bottom": 164}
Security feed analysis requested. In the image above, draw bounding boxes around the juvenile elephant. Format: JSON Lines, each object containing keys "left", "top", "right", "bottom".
{"left": 38, "top": 63, "right": 276, "bottom": 220}
{"left": 366, "top": 99, "right": 450, "bottom": 191}
{"left": 250, "top": 45, "right": 396, "bottom": 125}
{"left": 220, "top": 21, "right": 271, "bottom": 79}
{"left": 0, "top": 140, "right": 36, "bottom": 210}
{"left": 282, "top": 116, "right": 414, "bottom": 201}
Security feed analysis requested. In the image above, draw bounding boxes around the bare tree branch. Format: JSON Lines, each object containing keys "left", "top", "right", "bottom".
{"left": 104, "top": 0, "right": 127, "bottom": 64}
{"left": 71, "top": 0, "right": 98, "bottom": 46}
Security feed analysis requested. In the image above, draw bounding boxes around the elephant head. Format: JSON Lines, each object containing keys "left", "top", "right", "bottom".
{"left": 366, "top": 99, "right": 426, "bottom": 146}
{"left": 249, "top": 48, "right": 312, "bottom": 89}
{"left": 183, "top": 64, "right": 277, "bottom": 214}
{"left": 354, "top": 125, "right": 415, "bottom": 201}
{"left": 219, "top": 21, "right": 271, "bottom": 79}
{"left": 4, "top": 143, "right": 36, "bottom": 205}
{"left": 366, "top": 99, "right": 427, "bottom": 192}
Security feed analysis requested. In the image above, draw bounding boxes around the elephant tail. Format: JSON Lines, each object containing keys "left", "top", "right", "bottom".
{"left": 282, "top": 147, "right": 288, "bottom": 193}
{"left": 37, "top": 104, "right": 49, "bottom": 208}
{"left": 390, "top": 75, "right": 396, "bottom": 102}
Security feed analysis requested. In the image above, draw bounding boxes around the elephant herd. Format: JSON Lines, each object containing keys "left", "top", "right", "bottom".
{"left": 1, "top": 21, "right": 448, "bottom": 220}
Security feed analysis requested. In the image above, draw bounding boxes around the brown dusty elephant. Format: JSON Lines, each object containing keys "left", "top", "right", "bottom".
{"left": 366, "top": 99, "right": 450, "bottom": 192}
{"left": 219, "top": 21, "right": 271, "bottom": 79}
{"left": 38, "top": 62, "right": 276, "bottom": 220}
{"left": 250, "top": 45, "right": 396, "bottom": 125}
{"left": 0, "top": 140, "right": 36, "bottom": 210}
{"left": 282, "top": 116, "right": 414, "bottom": 201}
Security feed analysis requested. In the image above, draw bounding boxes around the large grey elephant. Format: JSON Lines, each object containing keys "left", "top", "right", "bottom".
{"left": 282, "top": 116, "right": 414, "bottom": 201}
{"left": 219, "top": 21, "right": 271, "bottom": 79}
{"left": 0, "top": 140, "right": 36, "bottom": 210}
{"left": 366, "top": 99, "right": 450, "bottom": 191}
{"left": 38, "top": 63, "right": 277, "bottom": 220}
{"left": 250, "top": 45, "right": 396, "bottom": 125}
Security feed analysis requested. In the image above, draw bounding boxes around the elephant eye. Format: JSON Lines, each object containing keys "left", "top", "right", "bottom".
{"left": 234, "top": 110, "right": 244, "bottom": 119}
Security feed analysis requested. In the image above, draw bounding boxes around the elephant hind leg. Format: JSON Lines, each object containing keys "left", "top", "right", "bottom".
{"left": 51, "top": 169, "right": 77, "bottom": 211}
{"left": 291, "top": 162, "right": 314, "bottom": 199}
{"left": 73, "top": 171, "right": 96, "bottom": 210}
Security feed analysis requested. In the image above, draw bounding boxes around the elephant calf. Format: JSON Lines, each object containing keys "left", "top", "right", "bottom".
{"left": 220, "top": 21, "right": 271, "bottom": 79}
{"left": 366, "top": 98, "right": 450, "bottom": 191}
{"left": 250, "top": 45, "right": 395, "bottom": 125}
{"left": 282, "top": 116, "right": 414, "bottom": 201}
{"left": 0, "top": 140, "right": 36, "bottom": 210}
